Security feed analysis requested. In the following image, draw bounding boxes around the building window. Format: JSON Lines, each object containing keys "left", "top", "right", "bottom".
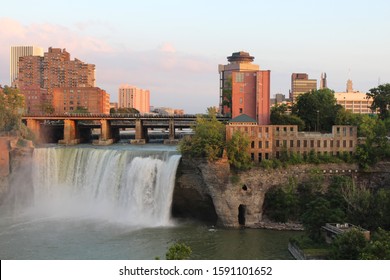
{"left": 276, "top": 140, "right": 280, "bottom": 147}
{"left": 311, "top": 140, "right": 314, "bottom": 148}
{"left": 239, "top": 108, "right": 243, "bottom": 113}
{"left": 239, "top": 97, "right": 243, "bottom": 104}
{"left": 324, "top": 140, "right": 327, "bottom": 148}
{"left": 304, "top": 140, "right": 307, "bottom": 148}
{"left": 258, "top": 153, "right": 262, "bottom": 162}
{"left": 290, "top": 140, "right": 294, "bottom": 147}
{"left": 251, "top": 141, "right": 255, "bottom": 149}
{"left": 317, "top": 140, "right": 321, "bottom": 147}
{"left": 283, "top": 140, "right": 287, "bottom": 147}
{"left": 350, "top": 140, "right": 353, "bottom": 147}
{"left": 297, "top": 140, "right": 301, "bottom": 147}
{"left": 235, "top": 72, "right": 244, "bottom": 83}
{"left": 258, "top": 141, "right": 262, "bottom": 148}
{"left": 251, "top": 153, "right": 254, "bottom": 161}
{"left": 343, "top": 140, "right": 347, "bottom": 148}
{"left": 265, "top": 141, "right": 269, "bottom": 148}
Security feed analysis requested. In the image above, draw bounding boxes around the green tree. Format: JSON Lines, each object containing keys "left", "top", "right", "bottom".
{"left": 178, "top": 110, "right": 226, "bottom": 161}
{"left": 366, "top": 83, "right": 390, "bottom": 120}
{"left": 166, "top": 242, "right": 192, "bottom": 260}
{"left": 226, "top": 130, "right": 252, "bottom": 170}
{"left": 0, "top": 86, "right": 25, "bottom": 132}
{"left": 112, "top": 107, "right": 140, "bottom": 114}
{"left": 71, "top": 106, "right": 90, "bottom": 114}
{"left": 361, "top": 228, "right": 390, "bottom": 260}
{"left": 40, "top": 101, "right": 54, "bottom": 114}
{"left": 221, "top": 77, "right": 232, "bottom": 116}
{"left": 270, "top": 104, "right": 305, "bottom": 130}
{"left": 263, "top": 183, "right": 299, "bottom": 222}
{"left": 329, "top": 228, "right": 367, "bottom": 260}
{"left": 301, "top": 197, "right": 344, "bottom": 241}
{"left": 292, "top": 88, "right": 343, "bottom": 132}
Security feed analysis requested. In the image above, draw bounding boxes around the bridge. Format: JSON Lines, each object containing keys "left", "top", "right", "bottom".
{"left": 22, "top": 114, "right": 230, "bottom": 145}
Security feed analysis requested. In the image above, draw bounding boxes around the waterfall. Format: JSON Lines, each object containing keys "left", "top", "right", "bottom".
{"left": 31, "top": 146, "right": 181, "bottom": 227}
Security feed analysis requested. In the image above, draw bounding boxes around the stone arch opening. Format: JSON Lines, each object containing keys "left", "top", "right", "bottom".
{"left": 238, "top": 204, "right": 246, "bottom": 226}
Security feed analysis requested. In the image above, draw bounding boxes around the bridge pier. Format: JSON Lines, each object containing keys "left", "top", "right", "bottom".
{"left": 93, "top": 119, "right": 115, "bottom": 145}
{"left": 59, "top": 119, "right": 80, "bottom": 145}
{"left": 26, "top": 119, "right": 42, "bottom": 143}
{"left": 131, "top": 119, "right": 147, "bottom": 144}
{"left": 164, "top": 118, "right": 179, "bottom": 144}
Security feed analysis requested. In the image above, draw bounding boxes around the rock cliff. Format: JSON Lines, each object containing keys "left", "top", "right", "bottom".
{"left": 173, "top": 157, "right": 390, "bottom": 228}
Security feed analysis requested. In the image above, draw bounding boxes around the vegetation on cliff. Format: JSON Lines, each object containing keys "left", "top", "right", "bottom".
{"left": 178, "top": 109, "right": 252, "bottom": 169}
{"left": 0, "top": 86, "right": 34, "bottom": 140}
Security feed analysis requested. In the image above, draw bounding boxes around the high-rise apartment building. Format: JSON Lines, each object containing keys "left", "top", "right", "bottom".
{"left": 118, "top": 84, "right": 150, "bottom": 113}
{"left": 16, "top": 47, "right": 96, "bottom": 114}
{"left": 290, "top": 73, "right": 317, "bottom": 102}
{"left": 10, "top": 46, "right": 43, "bottom": 86}
{"left": 218, "top": 51, "right": 271, "bottom": 124}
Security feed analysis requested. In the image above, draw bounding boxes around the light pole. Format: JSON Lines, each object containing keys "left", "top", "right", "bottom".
{"left": 316, "top": 110, "right": 320, "bottom": 132}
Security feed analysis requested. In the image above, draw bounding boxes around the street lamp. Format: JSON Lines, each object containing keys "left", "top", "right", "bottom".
{"left": 316, "top": 110, "right": 320, "bottom": 132}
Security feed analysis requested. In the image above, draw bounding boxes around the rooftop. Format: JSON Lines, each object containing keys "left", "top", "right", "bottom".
{"left": 227, "top": 51, "right": 255, "bottom": 63}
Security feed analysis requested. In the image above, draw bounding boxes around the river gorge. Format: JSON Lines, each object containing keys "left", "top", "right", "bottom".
{"left": 0, "top": 139, "right": 389, "bottom": 259}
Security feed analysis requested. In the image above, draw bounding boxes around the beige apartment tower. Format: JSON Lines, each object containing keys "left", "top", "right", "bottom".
{"left": 118, "top": 84, "right": 150, "bottom": 114}
{"left": 10, "top": 46, "right": 44, "bottom": 86}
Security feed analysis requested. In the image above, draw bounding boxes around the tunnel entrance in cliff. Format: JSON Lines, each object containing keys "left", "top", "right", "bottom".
{"left": 238, "top": 204, "right": 246, "bottom": 226}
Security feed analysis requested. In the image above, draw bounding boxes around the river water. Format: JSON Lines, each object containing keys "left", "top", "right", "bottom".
{"left": 0, "top": 144, "right": 301, "bottom": 260}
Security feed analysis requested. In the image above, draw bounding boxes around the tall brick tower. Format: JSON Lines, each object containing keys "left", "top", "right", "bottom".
{"left": 218, "top": 51, "right": 270, "bottom": 124}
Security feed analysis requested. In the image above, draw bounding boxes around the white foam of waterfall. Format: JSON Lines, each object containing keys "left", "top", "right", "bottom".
{"left": 31, "top": 147, "right": 181, "bottom": 227}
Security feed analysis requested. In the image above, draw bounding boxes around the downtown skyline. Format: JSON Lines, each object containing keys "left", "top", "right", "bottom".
{"left": 1, "top": 0, "right": 390, "bottom": 113}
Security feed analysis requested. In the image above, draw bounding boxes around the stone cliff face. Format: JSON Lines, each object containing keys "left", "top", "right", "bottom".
{"left": 173, "top": 157, "right": 390, "bottom": 228}
{"left": 0, "top": 137, "right": 34, "bottom": 205}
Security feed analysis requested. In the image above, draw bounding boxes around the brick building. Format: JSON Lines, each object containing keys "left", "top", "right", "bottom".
{"left": 219, "top": 51, "right": 271, "bottom": 124}
{"left": 226, "top": 114, "right": 357, "bottom": 163}
{"left": 16, "top": 47, "right": 96, "bottom": 114}
{"left": 52, "top": 87, "right": 110, "bottom": 114}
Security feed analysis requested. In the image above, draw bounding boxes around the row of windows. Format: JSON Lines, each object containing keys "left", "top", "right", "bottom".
{"left": 272, "top": 139, "right": 354, "bottom": 149}
{"left": 250, "top": 151, "right": 353, "bottom": 162}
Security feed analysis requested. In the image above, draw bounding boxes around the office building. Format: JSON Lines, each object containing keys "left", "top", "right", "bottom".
{"left": 290, "top": 73, "right": 317, "bottom": 102}
{"left": 118, "top": 84, "right": 150, "bottom": 113}
{"left": 219, "top": 51, "right": 271, "bottom": 124}
{"left": 334, "top": 79, "right": 374, "bottom": 114}
{"left": 10, "top": 46, "right": 43, "bottom": 87}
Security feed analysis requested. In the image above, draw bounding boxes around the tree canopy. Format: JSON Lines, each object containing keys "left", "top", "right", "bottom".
{"left": 366, "top": 83, "right": 390, "bottom": 120}
{"left": 0, "top": 86, "right": 25, "bottom": 132}
{"left": 270, "top": 104, "right": 305, "bottom": 130}
{"left": 178, "top": 110, "right": 226, "bottom": 161}
{"left": 226, "top": 130, "right": 252, "bottom": 170}
{"left": 292, "top": 88, "right": 342, "bottom": 132}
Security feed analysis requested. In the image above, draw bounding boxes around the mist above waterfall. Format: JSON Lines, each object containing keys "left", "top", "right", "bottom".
{"left": 28, "top": 146, "right": 181, "bottom": 227}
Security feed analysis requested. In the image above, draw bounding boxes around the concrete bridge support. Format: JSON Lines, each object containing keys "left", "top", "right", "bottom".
{"left": 26, "top": 119, "right": 42, "bottom": 143}
{"left": 59, "top": 119, "right": 80, "bottom": 145}
{"left": 132, "top": 119, "right": 147, "bottom": 144}
{"left": 93, "top": 119, "right": 114, "bottom": 145}
{"left": 164, "top": 118, "right": 179, "bottom": 144}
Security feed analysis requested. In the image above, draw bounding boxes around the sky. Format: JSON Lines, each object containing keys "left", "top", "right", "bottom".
{"left": 1, "top": 0, "right": 389, "bottom": 113}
